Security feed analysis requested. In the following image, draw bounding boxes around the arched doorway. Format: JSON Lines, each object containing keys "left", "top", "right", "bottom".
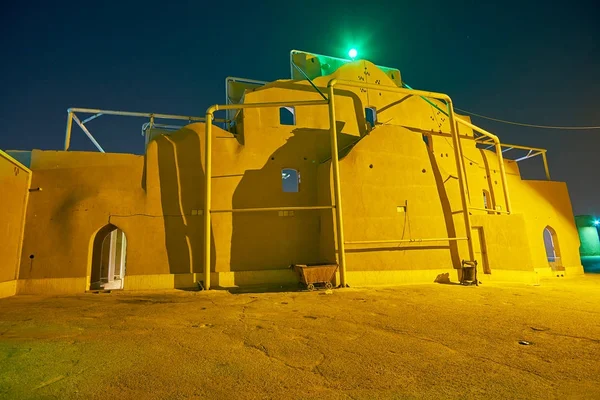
{"left": 543, "top": 226, "right": 563, "bottom": 271}
{"left": 90, "top": 224, "right": 127, "bottom": 290}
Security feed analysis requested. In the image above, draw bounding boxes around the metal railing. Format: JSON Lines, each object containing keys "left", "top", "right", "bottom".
{"left": 402, "top": 83, "right": 513, "bottom": 214}
{"left": 64, "top": 107, "right": 228, "bottom": 152}
{"left": 475, "top": 139, "right": 550, "bottom": 180}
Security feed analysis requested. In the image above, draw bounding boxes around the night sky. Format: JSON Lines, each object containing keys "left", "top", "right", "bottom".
{"left": 1, "top": 1, "right": 599, "bottom": 215}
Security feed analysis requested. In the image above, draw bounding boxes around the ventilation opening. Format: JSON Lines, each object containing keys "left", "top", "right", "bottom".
{"left": 90, "top": 225, "right": 127, "bottom": 290}
{"left": 282, "top": 168, "right": 300, "bottom": 192}
{"left": 365, "top": 107, "right": 377, "bottom": 128}
{"left": 279, "top": 107, "right": 296, "bottom": 125}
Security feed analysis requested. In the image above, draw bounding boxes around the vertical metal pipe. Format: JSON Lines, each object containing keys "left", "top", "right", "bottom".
{"left": 203, "top": 109, "right": 215, "bottom": 290}
{"left": 542, "top": 151, "right": 551, "bottom": 180}
{"left": 327, "top": 84, "right": 348, "bottom": 287}
{"left": 447, "top": 101, "right": 476, "bottom": 263}
{"left": 64, "top": 111, "right": 74, "bottom": 151}
{"left": 144, "top": 115, "right": 155, "bottom": 150}
{"left": 452, "top": 117, "right": 513, "bottom": 216}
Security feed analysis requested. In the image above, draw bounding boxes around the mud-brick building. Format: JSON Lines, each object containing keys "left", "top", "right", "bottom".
{"left": 0, "top": 51, "right": 583, "bottom": 297}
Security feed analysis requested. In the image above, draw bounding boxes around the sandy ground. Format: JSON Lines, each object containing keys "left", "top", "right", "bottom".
{"left": 1, "top": 276, "right": 600, "bottom": 400}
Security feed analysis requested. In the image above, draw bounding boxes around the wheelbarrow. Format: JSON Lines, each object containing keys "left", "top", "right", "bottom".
{"left": 292, "top": 263, "right": 338, "bottom": 291}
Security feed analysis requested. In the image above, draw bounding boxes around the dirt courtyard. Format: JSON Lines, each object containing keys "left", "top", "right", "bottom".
{"left": 1, "top": 276, "right": 599, "bottom": 400}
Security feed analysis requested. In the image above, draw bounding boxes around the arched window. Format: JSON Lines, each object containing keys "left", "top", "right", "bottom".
{"left": 365, "top": 107, "right": 377, "bottom": 128}
{"left": 90, "top": 224, "right": 127, "bottom": 290}
{"left": 279, "top": 107, "right": 296, "bottom": 125}
{"left": 543, "top": 226, "right": 563, "bottom": 271}
{"left": 282, "top": 168, "right": 299, "bottom": 192}
{"left": 482, "top": 189, "right": 494, "bottom": 214}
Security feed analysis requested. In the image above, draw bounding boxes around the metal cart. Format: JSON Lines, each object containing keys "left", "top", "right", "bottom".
{"left": 293, "top": 264, "right": 338, "bottom": 291}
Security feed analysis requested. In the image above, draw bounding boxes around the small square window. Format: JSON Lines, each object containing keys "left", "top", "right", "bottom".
{"left": 365, "top": 107, "right": 377, "bottom": 127}
{"left": 279, "top": 107, "right": 296, "bottom": 125}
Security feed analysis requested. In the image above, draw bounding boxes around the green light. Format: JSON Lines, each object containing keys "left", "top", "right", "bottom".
{"left": 348, "top": 48, "right": 357, "bottom": 59}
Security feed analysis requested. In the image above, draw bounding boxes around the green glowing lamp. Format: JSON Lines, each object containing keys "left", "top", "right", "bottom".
{"left": 348, "top": 48, "right": 358, "bottom": 60}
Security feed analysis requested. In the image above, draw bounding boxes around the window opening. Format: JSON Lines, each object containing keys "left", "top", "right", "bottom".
{"left": 282, "top": 168, "right": 299, "bottom": 192}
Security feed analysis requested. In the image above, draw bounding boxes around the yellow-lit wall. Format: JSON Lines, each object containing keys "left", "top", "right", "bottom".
{"left": 0, "top": 152, "right": 30, "bottom": 298}
{"left": 510, "top": 179, "right": 583, "bottom": 276}
{"left": 17, "top": 151, "right": 148, "bottom": 293}
{"left": 8, "top": 60, "right": 583, "bottom": 294}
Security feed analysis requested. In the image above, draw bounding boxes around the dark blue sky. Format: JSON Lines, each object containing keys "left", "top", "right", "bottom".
{"left": 1, "top": 0, "right": 599, "bottom": 215}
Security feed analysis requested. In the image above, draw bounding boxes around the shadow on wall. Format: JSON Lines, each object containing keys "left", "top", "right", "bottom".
{"left": 426, "top": 137, "right": 461, "bottom": 268}
{"left": 155, "top": 128, "right": 215, "bottom": 274}
{"left": 479, "top": 148, "right": 499, "bottom": 211}
{"left": 230, "top": 127, "right": 357, "bottom": 272}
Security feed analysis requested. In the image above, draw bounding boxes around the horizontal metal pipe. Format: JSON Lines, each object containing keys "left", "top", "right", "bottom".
{"left": 331, "top": 79, "right": 451, "bottom": 103}
{"left": 226, "top": 76, "right": 268, "bottom": 86}
{"left": 211, "top": 206, "right": 334, "bottom": 213}
{"left": 514, "top": 151, "right": 543, "bottom": 162}
{"left": 345, "top": 237, "right": 468, "bottom": 245}
{"left": 497, "top": 143, "right": 547, "bottom": 153}
{"left": 455, "top": 116, "right": 500, "bottom": 142}
{"left": 481, "top": 141, "right": 546, "bottom": 154}
{"left": 142, "top": 122, "right": 184, "bottom": 132}
{"left": 468, "top": 207, "right": 510, "bottom": 214}
{"left": 67, "top": 107, "right": 228, "bottom": 123}
{"left": 81, "top": 113, "right": 103, "bottom": 125}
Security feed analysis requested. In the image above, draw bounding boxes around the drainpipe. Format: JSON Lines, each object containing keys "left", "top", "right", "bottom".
{"left": 203, "top": 106, "right": 217, "bottom": 290}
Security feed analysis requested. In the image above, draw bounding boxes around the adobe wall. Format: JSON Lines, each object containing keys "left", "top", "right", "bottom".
{"left": 510, "top": 178, "right": 584, "bottom": 276}
{"left": 16, "top": 150, "right": 148, "bottom": 293}
{"left": 0, "top": 151, "right": 30, "bottom": 298}
{"left": 10, "top": 60, "right": 584, "bottom": 292}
